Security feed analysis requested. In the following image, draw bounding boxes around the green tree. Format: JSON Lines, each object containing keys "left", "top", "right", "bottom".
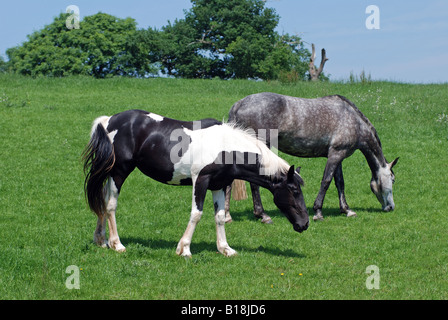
{"left": 119, "top": 28, "right": 160, "bottom": 77}
{"left": 6, "top": 1, "right": 316, "bottom": 80}
{"left": 256, "top": 34, "right": 311, "bottom": 81}
{"left": 156, "top": 0, "right": 310, "bottom": 80}
{"left": 0, "top": 56, "right": 8, "bottom": 73}
{"left": 7, "top": 13, "right": 147, "bottom": 78}
{"left": 185, "top": 0, "right": 279, "bottom": 79}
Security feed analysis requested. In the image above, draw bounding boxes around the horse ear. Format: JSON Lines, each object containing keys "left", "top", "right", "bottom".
{"left": 389, "top": 157, "right": 399, "bottom": 169}
{"left": 287, "top": 165, "right": 295, "bottom": 183}
{"left": 294, "top": 166, "right": 305, "bottom": 186}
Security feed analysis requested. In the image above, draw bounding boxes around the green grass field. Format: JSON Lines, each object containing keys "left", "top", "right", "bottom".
{"left": 0, "top": 74, "right": 447, "bottom": 299}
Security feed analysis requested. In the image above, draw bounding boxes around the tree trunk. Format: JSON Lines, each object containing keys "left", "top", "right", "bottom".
{"left": 309, "top": 43, "right": 328, "bottom": 81}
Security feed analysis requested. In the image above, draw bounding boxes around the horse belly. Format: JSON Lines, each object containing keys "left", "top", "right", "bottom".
{"left": 135, "top": 133, "right": 192, "bottom": 185}
{"left": 136, "top": 159, "right": 182, "bottom": 185}
{"left": 279, "top": 133, "right": 330, "bottom": 157}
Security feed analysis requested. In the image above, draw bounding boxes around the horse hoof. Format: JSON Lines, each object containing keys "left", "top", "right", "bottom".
{"left": 93, "top": 235, "right": 108, "bottom": 249}
{"left": 346, "top": 210, "right": 357, "bottom": 218}
{"left": 95, "top": 241, "right": 109, "bottom": 249}
{"left": 261, "top": 216, "right": 273, "bottom": 224}
{"left": 176, "top": 249, "right": 192, "bottom": 258}
{"left": 225, "top": 212, "right": 233, "bottom": 223}
{"left": 113, "top": 244, "right": 126, "bottom": 253}
{"left": 224, "top": 248, "right": 237, "bottom": 257}
{"left": 313, "top": 214, "right": 324, "bottom": 221}
{"left": 257, "top": 213, "right": 273, "bottom": 224}
{"left": 225, "top": 217, "right": 233, "bottom": 223}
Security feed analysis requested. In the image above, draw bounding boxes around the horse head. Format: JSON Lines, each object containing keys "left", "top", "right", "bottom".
{"left": 271, "top": 166, "right": 309, "bottom": 233}
{"left": 370, "top": 157, "right": 399, "bottom": 212}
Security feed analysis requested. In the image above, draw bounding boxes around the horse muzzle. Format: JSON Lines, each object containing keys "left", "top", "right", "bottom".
{"left": 383, "top": 204, "right": 395, "bottom": 212}
{"left": 293, "top": 220, "right": 309, "bottom": 233}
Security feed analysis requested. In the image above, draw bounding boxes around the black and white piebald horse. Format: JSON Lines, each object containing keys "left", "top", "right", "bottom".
{"left": 227, "top": 92, "right": 398, "bottom": 222}
{"left": 83, "top": 109, "right": 309, "bottom": 257}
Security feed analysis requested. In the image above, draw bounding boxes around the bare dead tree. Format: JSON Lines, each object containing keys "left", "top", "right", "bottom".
{"left": 309, "top": 43, "right": 328, "bottom": 81}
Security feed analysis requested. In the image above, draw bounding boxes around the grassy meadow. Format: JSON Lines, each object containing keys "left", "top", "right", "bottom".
{"left": 0, "top": 74, "right": 447, "bottom": 299}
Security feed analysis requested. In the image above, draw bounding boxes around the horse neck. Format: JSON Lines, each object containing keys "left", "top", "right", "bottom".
{"left": 360, "top": 130, "right": 387, "bottom": 179}
{"left": 234, "top": 163, "right": 276, "bottom": 191}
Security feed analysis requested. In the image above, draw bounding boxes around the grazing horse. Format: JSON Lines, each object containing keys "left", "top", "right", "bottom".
{"left": 82, "top": 109, "right": 309, "bottom": 257}
{"left": 226, "top": 92, "right": 398, "bottom": 222}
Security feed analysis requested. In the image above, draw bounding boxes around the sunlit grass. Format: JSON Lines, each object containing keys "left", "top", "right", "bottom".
{"left": 0, "top": 74, "right": 447, "bottom": 299}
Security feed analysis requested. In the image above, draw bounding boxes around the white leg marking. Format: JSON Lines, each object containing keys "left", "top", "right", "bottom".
{"left": 346, "top": 210, "right": 357, "bottom": 218}
{"left": 213, "top": 190, "right": 237, "bottom": 257}
{"left": 104, "top": 177, "right": 126, "bottom": 252}
{"left": 176, "top": 209, "right": 202, "bottom": 257}
{"left": 176, "top": 183, "right": 202, "bottom": 257}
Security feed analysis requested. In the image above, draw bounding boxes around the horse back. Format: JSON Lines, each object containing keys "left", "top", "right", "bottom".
{"left": 105, "top": 109, "right": 222, "bottom": 184}
{"left": 229, "top": 92, "right": 366, "bottom": 157}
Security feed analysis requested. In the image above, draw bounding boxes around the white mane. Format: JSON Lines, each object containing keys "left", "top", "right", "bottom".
{"left": 222, "top": 122, "right": 290, "bottom": 177}
{"left": 170, "top": 121, "right": 290, "bottom": 185}
{"left": 167, "top": 121, "right": 292, "bottom": 184}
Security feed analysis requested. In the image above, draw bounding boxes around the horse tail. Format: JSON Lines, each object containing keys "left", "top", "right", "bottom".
{"left": 82, "top": 117, "right": 115, "bottom": 216}
{"left": 231, "top": 179, "right": 248, "bottom": 201}
{"left": 228, "top": 100, "right": 248, "bottom": 201}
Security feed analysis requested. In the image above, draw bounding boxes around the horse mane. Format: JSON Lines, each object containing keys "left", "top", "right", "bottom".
{"left": 223, "top": 122, "right": 290, "bottom": 178}
{"left": 335, "top": 95, "right": 382, "bottom": 148}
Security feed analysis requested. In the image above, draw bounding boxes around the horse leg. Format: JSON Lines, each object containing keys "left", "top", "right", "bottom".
{"left": 176, "top": 208, "right": 202, "bottom": 257}
{"left": 93, "top": 213, "right": 108, "bottom": 248}
{"left": 250, "top": 183, "right": 273, "bottom": 224}
{"left": 103, "top": 177, "right": 126, "bottom": 252}
{"left": 334, "top": 163, "right": 357, "bottom": 218}
{"left": 91, "top": 177, "right": 124, "bottom": 252}
{"left": 224, "top": 184, "right": 233, "bottom": 223}
{"left": 213, "top": 189, "right": 237, "bottom": 256}
{"left": 176, "top": 177, "right": 207, "bottom": 257}
{"left": 313, "top": 153, "right": 345, "bottom": 221}
{"left": 93, "top": 177, "right": 114, "bottom": 249}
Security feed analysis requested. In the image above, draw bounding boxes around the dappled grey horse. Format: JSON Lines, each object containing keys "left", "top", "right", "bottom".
{"left": 226, "top": 92, "right": 398, "bottom": 222}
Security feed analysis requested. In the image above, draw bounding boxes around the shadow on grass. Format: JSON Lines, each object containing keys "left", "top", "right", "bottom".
{"left": 316, "top": 206, "right": 384, "bottom": 217}
{"left": 121, "top": 237, "right": 306, "bottom": 259}
{"left": 119, "top": 205, "right": 383, "bottom": 259}
{"left": 226, "top": 205, "right": 384, "bottom": 222}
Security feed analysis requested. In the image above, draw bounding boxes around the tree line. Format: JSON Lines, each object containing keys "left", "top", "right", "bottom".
{"left": 1, "top": 0, "right": 327, "bottom": 81}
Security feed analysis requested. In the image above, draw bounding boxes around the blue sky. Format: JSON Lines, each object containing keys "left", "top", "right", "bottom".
{"left": 1, "top": 0, "right": 447, "bottom": 83}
